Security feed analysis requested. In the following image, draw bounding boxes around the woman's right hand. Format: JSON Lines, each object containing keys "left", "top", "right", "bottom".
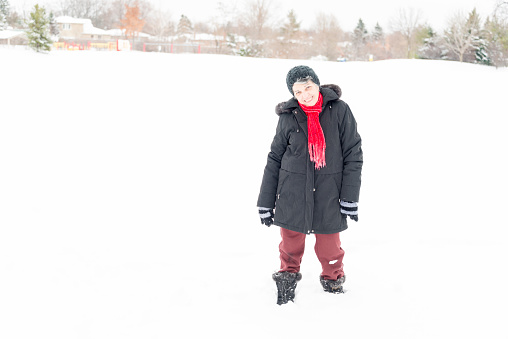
{"left": 258, "top": 207, "right": 274, "bottom": 226}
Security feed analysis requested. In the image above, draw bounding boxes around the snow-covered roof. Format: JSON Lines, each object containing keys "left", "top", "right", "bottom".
{"left": 55, "top": 16, "right": 91, "bottom": 25}
{"left": 83, "top": 23, "right": 108, "bottom": 35}
{"left": 0, "top": 30, "right": 26, "bottom": 39}
{"left": 104, "top": 29, "right": 123, "bottom": 37}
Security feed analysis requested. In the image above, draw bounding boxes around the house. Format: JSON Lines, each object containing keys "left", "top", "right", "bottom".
{"left": 56, "top": 16, "right": 112, "bottom": 41}
{"left": 55, "top": 16, "right": 151, "bottom": 42}
{"left": 54, "top": 16, "right": 154, "bottom": 51}
{"left": 0, "top": 30, "right": 28, "bottom": 45}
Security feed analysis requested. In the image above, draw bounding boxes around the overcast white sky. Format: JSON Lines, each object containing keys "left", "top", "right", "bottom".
{"left": 9, "top": 0, "right": 500, "bottom": 32}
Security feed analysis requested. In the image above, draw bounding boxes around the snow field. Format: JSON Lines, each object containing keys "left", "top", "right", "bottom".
{"left": 1, "top": 48, "right": 507, "bottom": 338}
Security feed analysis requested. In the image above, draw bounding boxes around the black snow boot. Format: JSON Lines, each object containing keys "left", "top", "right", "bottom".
{"left": 320, "top": 275, "right": 346, "bottom": 294}
{"left": 272, "top": 271, "right": 302, "bottom": 305}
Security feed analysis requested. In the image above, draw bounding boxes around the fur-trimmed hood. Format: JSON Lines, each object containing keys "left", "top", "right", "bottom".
{"left": 275, "top": 84, "right": 342, "bottom": 116}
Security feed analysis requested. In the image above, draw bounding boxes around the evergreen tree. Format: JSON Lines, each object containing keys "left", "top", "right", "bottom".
{"left": 474, "top": 32, "right": 490, "bottom": 65}
{"left": 0, "top": 0, "right": 10, "bottom": 31}
{"left": 351, "top": 18, "right": 368, "bottom": 60}
{"left": 281, "top": 9, "right": 300, "bottom": 40}
{"left": 467, "top": 8, "right": 484, "bottom": 63}
{"left": 372, "top": 22, "right": 384, "bottom": 42}
{"left": 0, "top": 10, "right": 5, "bottom": 31}
{"left": 49, "top": 12, "right": 59, "bottom": 39}
{"left": 26, "top": 4, "right": 52, "bottom": 53}
{"left": 237, "top": 37, "right": 262, "bottom": 57}
{"left": 366, "top": 22, "right": 389, "bottom": 61}
{"left": 484, "top": 15, "right": 508, "bottom": 67}
{"left": 417, "top": 25, "right": 444, "bottom": 60}
{"left": 277, "top": 9, "right": 303, "bottom": 59}
{"left": 177, "top": 15, "right": 193, "bottom": 38}
{"left": 353, "top": 18, "right": 368, "bottom": 45}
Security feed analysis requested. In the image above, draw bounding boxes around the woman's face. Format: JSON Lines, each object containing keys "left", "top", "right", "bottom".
{"left": 292, "top": 81, "right": 320, "bottom": 106}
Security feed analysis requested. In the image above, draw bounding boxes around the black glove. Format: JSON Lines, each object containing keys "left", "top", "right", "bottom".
{"left": 258, "top": 207, "right": 274, "bottom": 226}
{"left": 340, "top": 201, "right": 358, "bottom": 222}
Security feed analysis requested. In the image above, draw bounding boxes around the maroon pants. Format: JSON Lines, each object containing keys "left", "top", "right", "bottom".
{"left": 279, "top": 228, "right": 345, "bottom": 280}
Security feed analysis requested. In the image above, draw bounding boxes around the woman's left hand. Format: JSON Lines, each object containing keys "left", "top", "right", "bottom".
{"left": 340, "top": 201, "right": 358, "bottom": 222}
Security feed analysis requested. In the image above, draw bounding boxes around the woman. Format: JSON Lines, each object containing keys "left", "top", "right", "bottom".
{"left": 257, "top": 65, "right": 363, "bottom": 305}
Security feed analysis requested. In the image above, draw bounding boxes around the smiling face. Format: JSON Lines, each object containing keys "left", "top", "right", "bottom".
{"left": 292, "top": 80, "right": 320, "bottom": 106}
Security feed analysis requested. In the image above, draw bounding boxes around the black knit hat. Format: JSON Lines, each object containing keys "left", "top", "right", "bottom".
{"left": 286, "top": 65, "right": 320, "bottom": 94}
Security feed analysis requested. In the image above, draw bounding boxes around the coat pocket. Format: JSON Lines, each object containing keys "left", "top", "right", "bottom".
{"left": 274, "top": 169, "right": 305, "bottom": 228}
{"left": 333, "top": 174, "right": 346, "bottom": 218}
{"left": 276, "top": 169, "right": 290, "bottom": 197}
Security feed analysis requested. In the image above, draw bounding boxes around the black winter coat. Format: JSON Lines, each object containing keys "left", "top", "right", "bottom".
{"left": 257, "top": 84, "right": 363, "bottom": 234}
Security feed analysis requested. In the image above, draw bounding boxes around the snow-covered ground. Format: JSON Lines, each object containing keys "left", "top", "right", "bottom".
{"left": 1, "top": 48, "right": 507, "bottom": 338}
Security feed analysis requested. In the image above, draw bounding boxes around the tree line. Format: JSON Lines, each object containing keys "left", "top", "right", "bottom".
{"left": 2, "top": 0, "right": 508, "bottom": 67}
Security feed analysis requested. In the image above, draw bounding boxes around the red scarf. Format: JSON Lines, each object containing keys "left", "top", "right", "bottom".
{"left": 298, "top": 93, "right": 326, "bottom": 170}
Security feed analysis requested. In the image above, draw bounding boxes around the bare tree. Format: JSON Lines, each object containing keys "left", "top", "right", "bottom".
{"left": 242, "top": 0, "right": 274, "bottom": 40}
{"left": 311, "top": 12, "right": 343, "bottom": 61}
{"left": 385, "top": 31, "right": 408, "bottom": 59}
{"left": 234, "top": 0, "right": 277, "bottom": 57}
{"left": 7, "top": 9, "right": 23, "bottom": 29}
{"left": 443, "top": 9, "right": 481, "bottom": 62}
{"left": 494, "top": 0, "right": 508, "bottom": 17}
{"left": 58, "top": 0, "right": 109, "bottom": 27}
{"left": 211, "top": 1, "right": 239, "bottom": 37}
{"left": 390, "top": 7, "right": 423, "bottom": 58}
{"left": 208, "top": 2, "right": 240, "bottom": 54}
{"left": 144, "top": 8, "right": 173, "bottom": 40}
